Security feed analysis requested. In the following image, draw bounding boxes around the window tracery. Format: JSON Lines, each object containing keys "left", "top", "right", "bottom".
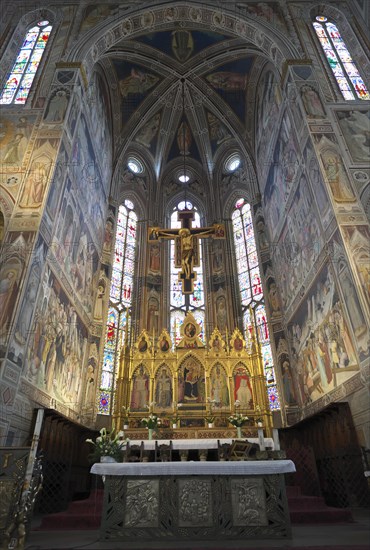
{"left": 98, "top": 201, "right": 137, "bottom": 415}
{"left": 313, "top": 16, "right": 369, "bottom": 100}
{"left": 232, "top": 198, "right": 280, "bottom": 410}
{"left": 0, "top": 20, "right": 52, "bottom": 105}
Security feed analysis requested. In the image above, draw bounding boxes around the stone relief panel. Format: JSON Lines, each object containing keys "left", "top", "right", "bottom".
{"left": 231, "top": 477, "right": 267, "bottom": 526}
{"left": 124, "top": 479, "right": 159, "bottom": 528}
{"left": 178, "top": 478, "right": 212, "bottom": 527}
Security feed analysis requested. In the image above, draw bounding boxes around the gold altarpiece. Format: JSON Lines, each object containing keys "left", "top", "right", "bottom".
{"left": 114, "top": 313, "right": 273, "bottom": 439}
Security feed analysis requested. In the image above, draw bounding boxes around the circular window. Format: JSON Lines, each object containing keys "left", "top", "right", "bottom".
{"left": 225, "top": 153, "right": 241, "bottom": 172}
{"left": 124, "top": 199, "right": 134, "bottom": 210}
{"left": 176, "top": 168, "right": 191, "bottom": 183}
{"left": 38, "top": 20, "right": 50, "bottom": 26}
{"left": 315, "top": 15, "right": 327, "bottom": 22}
{"left": 127, "top": 157, "right": 144, "bottom": 174}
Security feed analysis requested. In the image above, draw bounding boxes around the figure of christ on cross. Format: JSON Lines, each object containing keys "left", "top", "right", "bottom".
{"left": 148, "top": 211, "right": 225, "bottom": 294}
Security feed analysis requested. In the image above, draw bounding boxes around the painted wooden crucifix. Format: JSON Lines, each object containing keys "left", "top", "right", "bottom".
{"left": 148, "top": 210, "right": 225, "bottom": 294}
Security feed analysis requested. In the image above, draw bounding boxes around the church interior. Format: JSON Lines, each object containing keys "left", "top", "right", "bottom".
{"left": 0, "top": 0, "right": 369, "bottom": 547}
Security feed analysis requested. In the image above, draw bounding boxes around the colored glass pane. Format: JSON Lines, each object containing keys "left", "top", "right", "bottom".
{"left": 99, "top": 202, "right": 137, "bottom": 415}
{"left": 0, "top": 22, "right": 52, "bottom": 105}
{"left": 233, "top": 199, "right": 279, "bottom": 410}
{"left": 100, "top": 370, "right": 113, "bottom": 390}
{"left": 98, "top": 392, "right": 110, "bottom": 414}
{"left": 313, "top": 20, "right": 369, "bottom": 100}
{"left": 268, "top": 386, "right": 280, "bottom": 409}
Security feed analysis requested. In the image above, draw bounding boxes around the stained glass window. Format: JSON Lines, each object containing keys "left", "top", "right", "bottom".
{"left": 313, "top": 16, "right": 369, "bottom": 100}
{"left": 0, "top": 21, "right": 52, "bottom": 105}
{"left": 169, "top": 201, "right": 205, "bottom": 345}
{"left": 232, "top": 199, "right": 280, "bottom": 410}
{"left": 98, "top": 202, "right": 137, "bottom": 415}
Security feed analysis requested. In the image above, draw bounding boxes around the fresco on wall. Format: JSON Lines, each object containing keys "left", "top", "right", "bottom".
{"left": 335, "top": 110, "right": 370, "bottom": 164}
{"left": 0, "top": 114, "right": 36, "bottom": 164}
{"left": 113, "top": 62, "right": 160, "bottom": 122}
{"left": 244, "top": 2, "right": 287, "bottom": 32}
{"left": 136, "top": 29, "right": 229, "bottom": 60}
{"left": 205, "top": 57, "right": 253, "bottom": 122}
{"left": 71, "top": 114, "right": 106, "bottom": 246}
{"left": 134, "top": 112, "right": 161, "bottom": 151}
{"left": 0, "top": 231, "right": 34, "bottom": 352}
{"left": 299, "top": 84, "right": 326, "bottom": 119}
{"left": 43, "top": 141, "right": 68, "bottom": 234}
{"left": 88, "top": 73, "right": 112, "bottom": 188}
{"left": 289, "top": 263, "right": 359, "bottom": 406}
{"left": 341, "top": 225, "right": 370, "bottom": 313}
{"left": 304, "top": 139, "right": 333, "bottom": 229}
{"left": 272, "top": 173, "right": 323, "bottom": 311}
{"left": 51, "top": 178, "right": 100, "bottom": 316}
{"left": 10, "top": 235, "right": 47, "bottom": 364}
{"left": 18, "top": 138, "right": 59, "bottom": 210}
{"left": 82, "top": 339, "right": 100, "bottom": 413}
{"left": 313, "top": 134, "right": 356, "bottom": 202}
{"left": 80, "top": 4, "right": 119, "bottom": 32}
{"left": 24, "top": 266, "right": 88, "bottom": 407}
{"left": 263, "top": 110, "right": 300, "bottom": 237}
{"left": 330, "top": 230, "right": 369, "bottom": 360}
{"left": 43, "top": 88, "right": 70, "bottom": 123}
{"left": 255, "top": 69, "right": 281, "bottom": 179}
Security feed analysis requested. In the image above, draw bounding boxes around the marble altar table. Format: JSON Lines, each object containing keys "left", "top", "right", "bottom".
{"left": 91, "top": 459, "right": 295, "bottom": 542}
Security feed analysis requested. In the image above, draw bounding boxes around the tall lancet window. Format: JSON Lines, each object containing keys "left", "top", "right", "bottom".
{"left": 170, "top": 200, "right": 205, "bottom": 345}
{"left": 232, "top": 198, "right": 280, "bottom": 410}
{"left": 313, "top": 16, "right": 369, "bottom": 100}
{"left": 98, "top": 201, "right": 137, "bottom": 415}
{"left": 0, "top": 20, "right": 52, "bottom": 104}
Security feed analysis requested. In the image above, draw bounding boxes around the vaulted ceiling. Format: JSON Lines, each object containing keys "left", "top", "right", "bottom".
{"left": 101, "top": 27, "right": 267, "bottom": 184}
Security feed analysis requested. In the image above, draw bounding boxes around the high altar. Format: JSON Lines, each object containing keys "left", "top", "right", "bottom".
{"left": 92, "top": 314, "right": 294, "bottom": 543}
{"left": 113, "top": 312, "right": 273, "bottom": 440}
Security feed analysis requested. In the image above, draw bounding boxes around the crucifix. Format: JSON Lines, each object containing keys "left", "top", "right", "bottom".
{"left": 148, "top": 210, "right": 225, "bottom": 294}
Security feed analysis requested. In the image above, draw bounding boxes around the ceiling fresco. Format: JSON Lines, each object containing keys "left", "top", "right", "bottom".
{"left": 104, "top": 26, "right": 264, "bottom": 181}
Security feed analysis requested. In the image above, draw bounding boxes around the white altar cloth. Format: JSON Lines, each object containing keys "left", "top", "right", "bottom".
{"left": 91, "top": 459, "right": 295, "bottom": 476}
{"left": 125, "top": 437, "right": 274, "bottom": 450}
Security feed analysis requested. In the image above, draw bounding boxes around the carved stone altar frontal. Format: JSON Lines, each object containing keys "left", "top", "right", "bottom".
{"left": 100, "top": 473, "right": 291, "bottom": 541}
{"left": 231, "top": 477, "right": 267, "bottom": 526}
{"left": 178, "top": 478, "right": 213, "bottom": 527}
{"left": 124, "top": 479, "right": 159, "bottom": 528}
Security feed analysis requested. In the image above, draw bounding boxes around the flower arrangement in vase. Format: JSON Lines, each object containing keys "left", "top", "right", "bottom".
{"left": 229, "top": 401, "right": 249, "bottom": 437}
{"left": 255, "top": 404, "right": 263, "bottom": 427}
{"left": 85, "top": 424, "right": 128, "bottom": 463}
{"left": 122, "top": 406, "right": 130, "bottom": 429}
{"left": 141, "top": 403, "right": 161, "bottom": 439}
{"left": 170, "top": 402, "right": 182, "bottom": 428}
{"left": 205, "top": 398, "right": 216, "bottom": 427}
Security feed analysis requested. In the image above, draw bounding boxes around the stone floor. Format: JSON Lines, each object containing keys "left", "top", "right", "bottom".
{"left": 25, "top": 508, "right": 370, "bottom": 550}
